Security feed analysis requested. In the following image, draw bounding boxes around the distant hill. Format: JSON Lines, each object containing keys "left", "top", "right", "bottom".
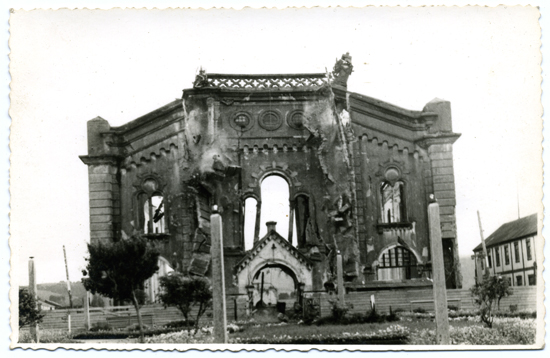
{"left": 20, "top": 281, "right": 87, "bottom": 307}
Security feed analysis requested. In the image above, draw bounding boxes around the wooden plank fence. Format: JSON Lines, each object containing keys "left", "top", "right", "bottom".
{"left": 317, "top": 286, "right": 538, "bottom": 316}
{"left": 38, "top": 296, "right": 249, "bottom": 331}
{"left": 36, "top": 286, "right": 537, "bottom": 331}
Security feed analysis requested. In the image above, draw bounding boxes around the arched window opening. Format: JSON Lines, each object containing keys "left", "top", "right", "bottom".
{"left": 244, "top": 197, "right": 257, "bottom": 250}
{"left": 378, "top": 245, "right": 418, "bottom": 280}
{"left": 259, "top": 175, "right": 290, "bottom": 240}
{"left": 144, "top": 194, "right": 165, "bottom": 234}
{"left": 380, "top": 181, "right": 406, "bottom": 223}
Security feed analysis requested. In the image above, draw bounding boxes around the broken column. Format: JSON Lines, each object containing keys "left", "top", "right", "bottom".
{"left": 428, "top": 197, "right": 450, "bottom": 345}
{"left": 210, "top": 205, "right": 227, "bottom": 344}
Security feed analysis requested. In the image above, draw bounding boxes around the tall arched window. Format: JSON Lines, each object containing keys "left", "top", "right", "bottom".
{"left": 135, "top": 176, "right": 166, "bottom": 235}
{"left": 143, "top": 194, "right": 165, "bottom": 234}
{"left": 380, "top": 181, "right": 406, "bottom": 223}
{"left": 243, "top": 197, "right": 258, "bottom": 250}
{"left": 377, "top": 245, "right": 418, "bottom": 280}
{"left": 259, "top": 175, "right": 290, "bottom": 241}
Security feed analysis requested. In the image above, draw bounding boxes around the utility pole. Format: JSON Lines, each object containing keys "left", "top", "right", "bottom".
{"left": 28, "top": 257, "right": 39, "bottom": 342}
{"left": 63, "top": 246, "right": 73, "bottom": 308}
{"left": 477, "top": 211, "right": 490, "bottom": 278}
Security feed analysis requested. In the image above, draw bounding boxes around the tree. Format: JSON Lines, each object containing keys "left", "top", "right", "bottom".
{"left": 158, "top": 272, "right": 212, "bottom": 334}
{"left": 81, "top": 236, "right": 160, "bottom": 342}
{"left": 470, "top": 275, "right": 513, "bottom": 328}
{"left": 19, "top": 288, "right": 44, "bottom": 329}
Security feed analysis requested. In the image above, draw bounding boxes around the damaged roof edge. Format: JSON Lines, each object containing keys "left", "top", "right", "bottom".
{"left": 332, "top": 85, "right": 434, "bottom": 120}
{"left": 109, "top": 99, "right": 183, "bottom": 134}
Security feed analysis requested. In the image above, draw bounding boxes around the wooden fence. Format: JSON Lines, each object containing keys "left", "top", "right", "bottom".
{"left": 37, "top": 286, "right": 537, "bottom": 331}
{"left": 317, "top": 286, "right": 538, "bottom": 315}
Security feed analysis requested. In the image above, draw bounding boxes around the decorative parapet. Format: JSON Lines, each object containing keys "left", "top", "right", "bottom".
{"left": 193, "top": 72, "right": 329, "bottom": 89}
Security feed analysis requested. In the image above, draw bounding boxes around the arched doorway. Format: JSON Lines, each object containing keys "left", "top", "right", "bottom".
{"left": 251, "top": 263, "right": 299, "bottom": 311}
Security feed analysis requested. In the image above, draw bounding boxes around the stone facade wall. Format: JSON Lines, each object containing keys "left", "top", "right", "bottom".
{"left": 81, "top": 79, "right": 462, "bottom": 290}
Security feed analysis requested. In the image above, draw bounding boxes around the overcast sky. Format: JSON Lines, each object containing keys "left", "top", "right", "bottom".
{"left": 7, "top": 6, "right": 544, "bottom": 286}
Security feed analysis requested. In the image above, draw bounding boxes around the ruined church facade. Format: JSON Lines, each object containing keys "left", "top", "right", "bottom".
{"left": 80, "top": 55, "right": 462, "bottom": 303}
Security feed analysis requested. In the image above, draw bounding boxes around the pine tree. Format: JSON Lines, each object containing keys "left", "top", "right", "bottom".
{"left": 81, "top": 236, "right": 159, "bottom": 343}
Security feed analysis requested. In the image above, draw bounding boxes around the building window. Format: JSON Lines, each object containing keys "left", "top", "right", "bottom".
{"left": 514, "top": 242, "right": 520, "bottom": 263}
{"left": 377, "top": 246, "right": 418, "bottom": 280}
{"left": 243, "top": 197, "right": 258, "bottom": 251}
{"left": 528, "top": 274, "right": 536, "bottom": 286}
{"left": 516, "top": 275, "right": 523, "bottom": 286}
{"left": 144, "top": 194, "right": 165, "bottom": 234}
{"left": 294, "top": 195, "right": 311, "bottom": 249}
{"left": 260, "top": 175, "right": 291, "bottom": 242}
{"left": 504, "top": 245, "right": 510, "bottom": 265}
{"left": 380, "top": 181, "right": 406, "bottom": 223}
{"left": 495, "top": 248, "right": 501, "bottom": 267}
{"left": 507, "top": 277, "right": 512, "bottom": 286}
{"left": 487, "top": 255, "right": 492, "bottom": 268}
{"left": 526, "top": 238, "right": 533, "bottom": 261}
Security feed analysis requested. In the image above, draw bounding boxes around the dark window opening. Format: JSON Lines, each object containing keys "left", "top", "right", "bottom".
{"left": 495, "top": 248, "right": 501, "bottom": 267}
{"left": 528, "top": 274, "right": 536, "bottom": 286}
{"left": 526, "top": 238, "right": 533, "bottom": 261}
{"left": 380, "top": 181, "right": 406, "bottom": 223}
{"left": 294, "top": 195, "right": 311, "bottom": 249}
{"left": 378, "top": 246, "right": 418, "bottom": 280}
{"left": 514, "top": 242, "right": 520, "bottom": 263}
{"left": 504, "top": 245, "right": 510, "bottom": 265}
{"left": 244, "top": 197, "right": 257, "bottom": 251}
{"left": 487, "top": 255, "right": 492, "bottom": 268}
{"left": 516, "top": 275, "right": 523, "bottom": 286}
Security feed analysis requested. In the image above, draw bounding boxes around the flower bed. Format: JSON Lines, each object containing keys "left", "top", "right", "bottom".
{"left": 18, "top": 330, "right": 80, "bottom": 344}
{"left": 408, "top": 318, "right": 536, "bottom": 345}
{"left": 231, "top": 325, "right": 410, "bottom": 345}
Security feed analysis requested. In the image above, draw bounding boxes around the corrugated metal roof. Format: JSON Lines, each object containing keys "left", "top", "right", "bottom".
{"left": 473, "top": 213, "right": 538, "bottom": 252}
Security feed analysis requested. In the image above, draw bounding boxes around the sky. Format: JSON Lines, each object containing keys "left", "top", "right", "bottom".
{"left": 6, "top": 5, "right": 544, "bottom": 290}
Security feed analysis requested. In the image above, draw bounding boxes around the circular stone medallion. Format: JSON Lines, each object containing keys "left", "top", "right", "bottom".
{"left": 229, "top": 112, "right": 254, "bottom": 132}
{"left": 287, "top": 110, "right": 306, "bottom": 130}
{"left": 258, "top": 110, "right": 283, "bottom": 131}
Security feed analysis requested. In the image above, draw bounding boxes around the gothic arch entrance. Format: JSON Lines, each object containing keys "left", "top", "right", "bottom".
{"left": 251, "top": 263, "right": 299, "bottom": 309}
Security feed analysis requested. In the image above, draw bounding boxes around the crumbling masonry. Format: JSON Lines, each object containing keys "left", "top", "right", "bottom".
{"left": 80, "top": 54, "right": 462, "bottom": 306}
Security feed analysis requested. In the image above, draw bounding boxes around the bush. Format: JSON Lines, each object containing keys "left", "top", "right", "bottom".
{"left": 509, "top": 304, "right": 518, "bottom": 313}
{"left": 89, "top": 321, "right": 112, "bottom": 332}
{"left": 413, "top": 307, "right": 427, "bottom": 314}
{"left": 470, "top": 275, "right": 513, "bottom": 328}
{"left": 328, "top": 298, "right": 351, "bottom": 322}
{"left": 19, "top": 288, "right": 45, "bottom": 329}
{"left": 158, "top": 273, "right": 212, "bottom": 334}
{"left": 163, "top": 320, "right": 196, "bottom": 329}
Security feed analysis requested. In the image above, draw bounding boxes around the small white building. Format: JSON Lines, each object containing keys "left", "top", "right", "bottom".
{"left": 472, "top": 213, "right": 538, "bottom": 287}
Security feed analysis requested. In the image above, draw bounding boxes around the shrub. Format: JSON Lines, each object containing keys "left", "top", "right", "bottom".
{"left": 470, "top": 275, "right": 513, "bottom": 328}
{"left": 509, "top": 304, "right": 518, "bottom": 313}
{"left": 328, "top": 298, "right": 351, "bottom": 322}
{"left": 413, "top": 307, "right": 427, "bottom": 314}
{"left": 19, "top": 288, "right": 45, "bottom": 329}
{"left": 89, "top": 321, "right": 112, "bottom": 332}
{"left": 386, "top": 306, "right": 400, "bottom": 322}
{"left": 158, "top": 273, "right": 212, "bottom": 334}
{"left": 163, "top": 319, "right": 196, "bottom": 329}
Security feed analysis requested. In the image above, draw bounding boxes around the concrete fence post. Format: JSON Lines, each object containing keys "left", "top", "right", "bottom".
{"left": 211, "top": 206, "right": 227, "bottom": 343}
{"left": 428, "top": 198, "right": 450, "bottom": 344}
